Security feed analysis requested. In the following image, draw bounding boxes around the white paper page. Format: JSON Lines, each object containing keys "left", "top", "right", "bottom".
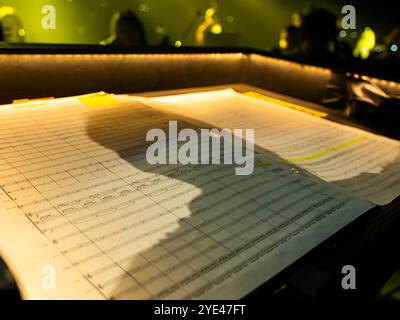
{"left": 0, "top": 94, "right": 373, "bottom": 299}
{"left": 137, "top": 89, "right": 400, "bottom": 205}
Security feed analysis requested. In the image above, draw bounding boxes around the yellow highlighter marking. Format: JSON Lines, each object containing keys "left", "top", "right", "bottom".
{"left": 10, "top": 97, "right": 55, "bottom": 109}
{"left": 256, "top": 160, "right": 272, "bottom": 167}
{"left": 243, "top": 91, "right": 328, "bottom": 118}
{"left": 78, "top": 92, "right": 119, "bottom": 108}
{"left": 285, "top": 136, "right": 368, "bottom": 162}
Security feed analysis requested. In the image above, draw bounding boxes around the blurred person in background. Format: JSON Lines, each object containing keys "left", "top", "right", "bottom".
{"left": 278, "top": 8, "right": 353, "bottom": 65}
{"left": 299, "top": 8, "right": 339, "bottom": 61}
{"left": 101, "top": 10, "right": 147, "bottom": 46}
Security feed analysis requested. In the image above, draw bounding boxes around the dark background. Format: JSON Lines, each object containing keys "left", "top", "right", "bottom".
{"left": 0, "top": 0, "right": 397, "bottom": 49}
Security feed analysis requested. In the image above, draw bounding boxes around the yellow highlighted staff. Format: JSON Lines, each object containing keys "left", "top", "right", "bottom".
{"left": 256, "top": 161, "right": 272, "bottom": 167}
{"left": 285, "top": 136, "right": 368, "bottom": 162}
{"left": 243, "top": 91, "right": 328, "bottom": 118}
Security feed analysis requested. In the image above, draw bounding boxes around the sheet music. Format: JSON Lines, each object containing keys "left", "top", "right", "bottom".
{"left": 0, "top": 93, "right": 373, "bottom": 299}
{"left": 137, "top": 89, "right": 400, "bottom": 205}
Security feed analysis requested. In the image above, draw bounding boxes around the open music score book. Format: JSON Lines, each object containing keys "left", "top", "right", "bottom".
{"left": 0, "top": 89, "right": 398, "bottom": 300}
{"left": 138, "top": 89, "right": 400, "bottom": 206}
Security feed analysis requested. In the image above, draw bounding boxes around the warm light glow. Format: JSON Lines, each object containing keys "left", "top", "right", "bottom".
{"left": 211, "top": 23, "right": 222, "bottom": 35}
{"left": 205, "top": 8, "right": 216, "bottom": 19}
{"left": 279, "top": 30, "right": 288, "bottom": 50}
{"left": 353, "top": 27, "right": 376, "bottom": 59}
{"left": 195, "top": 4, "right": 222, "bottom": 45}
{"left": 18, "top": 28, "right": 26, "bottom": 37}
{"left": 0, "top": 6, "right": 15, "bottom": 18}
{"left": 292, "top": 12, "right": 302, "bottom": 28}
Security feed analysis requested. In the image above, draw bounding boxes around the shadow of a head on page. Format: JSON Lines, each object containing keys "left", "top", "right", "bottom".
{"left": 85, "top": 101, "right": 399, "bottom": 300}
{"left": 85, "top": 101, "right": 292, "bottom": 300}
